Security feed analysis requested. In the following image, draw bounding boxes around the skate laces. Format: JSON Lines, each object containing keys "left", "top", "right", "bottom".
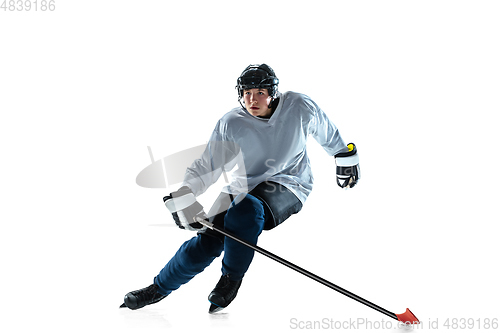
{"left": 221, "top": 274, "right": 231, "bottom": 286}
{"left": 219, "top": 274, "right": 240, "bottom": 291}
{"left": 135, "top": 284, "right": 158, "bottom": 298}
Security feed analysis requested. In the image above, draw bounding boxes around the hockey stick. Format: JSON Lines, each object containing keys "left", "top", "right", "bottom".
{"left": 197, "top": 218, "right": 419, "bottom": 325}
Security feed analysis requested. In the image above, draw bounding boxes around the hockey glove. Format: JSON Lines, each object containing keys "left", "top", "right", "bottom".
{"left": 334, "top": 143, "right": 360, "bottom": 188}
{"left": 163, "top": 186, "right": 207, "bottom": 231}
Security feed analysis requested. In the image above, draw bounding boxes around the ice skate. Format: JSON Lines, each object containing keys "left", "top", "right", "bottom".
{"left": 208, "top": 274, "right": 242, "bottom": 313}
{"left": 120, "top": 283, "right": 167, "bottom": 310}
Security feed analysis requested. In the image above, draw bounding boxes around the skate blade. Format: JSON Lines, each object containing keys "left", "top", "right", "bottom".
{"left": 208, "top": 303, "right": 225, "bottom": 314}
{"left": 119, "top": 303, "right": 127, "bottom": 308}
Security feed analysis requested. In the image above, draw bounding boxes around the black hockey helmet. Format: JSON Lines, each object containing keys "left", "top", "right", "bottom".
{"left": 236, "top": 64, "right": 279, "bottom": 101}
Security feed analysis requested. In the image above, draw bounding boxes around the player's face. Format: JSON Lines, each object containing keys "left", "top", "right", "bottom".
{"left": 243, "top": 88, "right": 273, "bottom": 117}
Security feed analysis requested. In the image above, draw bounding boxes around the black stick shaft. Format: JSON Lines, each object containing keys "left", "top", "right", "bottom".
{"left": 209, "top": 223, "right": 398, "bottom": 321}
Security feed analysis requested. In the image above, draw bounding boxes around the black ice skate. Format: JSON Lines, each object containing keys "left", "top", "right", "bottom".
{"left": 207, "top": 274, "right": 242, "bottom": 313}
{"left": 120, "top": 283, "right": 167, "bottom": 310}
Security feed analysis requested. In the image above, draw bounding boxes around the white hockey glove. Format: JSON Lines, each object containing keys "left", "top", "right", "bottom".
{"left": 163, "top": 186, "right": 207, "bottom": 231}
{"left": 334, "top": 143, "right": 360, "bottom": 188}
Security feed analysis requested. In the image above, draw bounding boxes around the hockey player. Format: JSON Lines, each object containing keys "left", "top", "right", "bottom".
{"left": 121, "top": 64, "right": 360, "bottom": 313}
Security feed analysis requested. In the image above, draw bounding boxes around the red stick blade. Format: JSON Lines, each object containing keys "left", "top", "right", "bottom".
{"left": 396, "top": 308, "right": 419, "bottom": 324}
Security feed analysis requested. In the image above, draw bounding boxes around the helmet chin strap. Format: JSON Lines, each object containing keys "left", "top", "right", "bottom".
{"left": 238, "top": 98, "right": 245, "bottom": 110}
{"left": 269, "top": 94, "right": 280, "bottom": 111}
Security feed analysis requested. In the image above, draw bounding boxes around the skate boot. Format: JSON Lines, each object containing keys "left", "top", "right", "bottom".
{"left": 120, "top": 283, "right": 167, "bottom": 310}
{"left": 207, "top": 274, "right": 242, "bottom": 313}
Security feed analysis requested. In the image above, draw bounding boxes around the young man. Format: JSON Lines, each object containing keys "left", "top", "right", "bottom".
{"left": 121, "top": 64, "right": 360, "bottom": 313}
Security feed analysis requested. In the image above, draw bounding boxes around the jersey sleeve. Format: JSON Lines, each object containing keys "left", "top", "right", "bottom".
{"left": 305, "top": 96, "right": 349, "bottom": 156}
{"left": 181, "top": 121, "right": 241, "bottom": 196}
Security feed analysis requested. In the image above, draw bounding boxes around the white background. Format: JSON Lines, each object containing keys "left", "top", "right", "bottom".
{"left": 1, "top": 1, "right": 499, "bottom": 332}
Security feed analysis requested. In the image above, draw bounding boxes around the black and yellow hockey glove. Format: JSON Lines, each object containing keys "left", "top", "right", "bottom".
{"left": 334, "top": 143, "right": 360, "bottom": 188}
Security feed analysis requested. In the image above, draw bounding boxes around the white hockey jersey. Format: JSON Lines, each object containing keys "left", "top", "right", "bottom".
{"left": 182, "top": 91, "right": 348, "bottom": 204}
